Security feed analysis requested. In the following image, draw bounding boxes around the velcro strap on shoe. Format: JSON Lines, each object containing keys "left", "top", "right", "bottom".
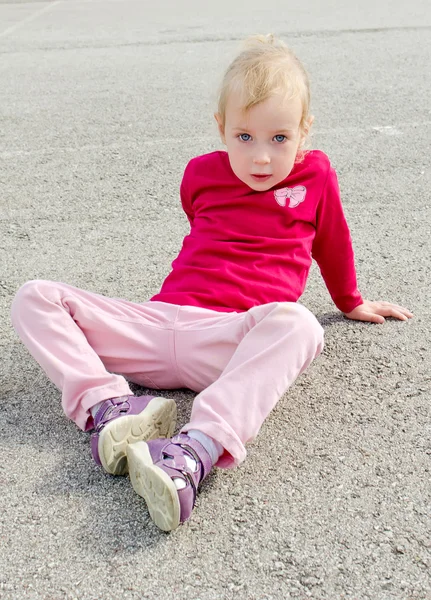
{"left": 171, "top": 435, "right": 213, "bottom": 482}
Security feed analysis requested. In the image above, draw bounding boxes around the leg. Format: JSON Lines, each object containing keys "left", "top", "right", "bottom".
{"left": 127, "top": 301, "right": 324, "bottom": 530}
{"left": 180, "top": 301, "right": 324, "bottom": 468}
{"left": 11, "top": 280, "right": 183, "bottom": 430}
{"left": 11, "top": 281, "right": 181, "bottom": 473}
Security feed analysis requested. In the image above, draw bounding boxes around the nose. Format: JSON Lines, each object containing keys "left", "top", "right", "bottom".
{"left": 253, "top": 151, "right": 271, "bottom": 165}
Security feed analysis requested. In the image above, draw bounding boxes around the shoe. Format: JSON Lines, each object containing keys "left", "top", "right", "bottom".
{"left": 127, "top": 434, "right": 212, "bottom": 531}
{"left": 90, "top": 395, "right": 177, "bottom": 475}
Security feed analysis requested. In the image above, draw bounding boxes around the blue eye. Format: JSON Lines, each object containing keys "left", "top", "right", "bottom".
{"left": 239, "top": 133, "right": 252, "bottom": 142}
{"left": 274, "top": 135, "right": 287, "bottom": 143}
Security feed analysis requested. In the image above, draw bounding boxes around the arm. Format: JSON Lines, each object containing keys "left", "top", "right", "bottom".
{"left": 311, "top": 166, "right": 363, "bottom": 314}
{"left": 180, "top": 161, "right": 194, "bottom": 227}
{"left": 311, "top": 167, "right": 413, "bottom": 323}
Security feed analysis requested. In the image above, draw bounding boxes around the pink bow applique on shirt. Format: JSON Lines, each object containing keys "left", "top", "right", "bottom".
{"left": 274, "top": 185, "right": 307, "bottom": 208}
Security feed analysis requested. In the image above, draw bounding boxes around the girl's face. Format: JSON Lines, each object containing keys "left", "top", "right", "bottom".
{"left": 216, "top": 91, "right": 305, "bottom": 191}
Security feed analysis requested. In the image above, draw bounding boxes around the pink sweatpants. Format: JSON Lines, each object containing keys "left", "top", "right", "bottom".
{"left": 11, "top": 280, "right": 324, "bottom": 468}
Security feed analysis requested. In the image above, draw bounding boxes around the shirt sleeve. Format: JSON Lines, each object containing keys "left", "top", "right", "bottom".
{"left": 180, "top": 160, "right": 194, "bottom": 226}
{"left": 311, "top": 166, "right": 363, "bottom": 313}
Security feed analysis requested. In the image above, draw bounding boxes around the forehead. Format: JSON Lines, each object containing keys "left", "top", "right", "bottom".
{"left": 225, "top": 91, "right": 303, "bottom": 130}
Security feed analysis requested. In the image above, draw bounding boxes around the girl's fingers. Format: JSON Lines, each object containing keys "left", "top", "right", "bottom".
{"left": 346, "top": 301, "right": 413, "bottom": 323}
{"left": 376, "top": 302, "right": 413, "bottom": 316}
{"left": 396, "top": 309, "right": 413, "bottom": 317}
{"left": 389, "top": 311, "right": 409, "bottom": 321}
{"left": 367, "top": 313, "right": 385, "bottom": 324}
{"left": 350, "top": 311, "right": 385, "bottom": 324}
{"left": 375, "top": 307, "right": 409, "bottom": 321}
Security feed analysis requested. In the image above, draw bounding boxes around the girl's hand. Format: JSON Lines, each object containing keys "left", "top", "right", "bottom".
{"left": 344, "top": 300, "right": 414, "bottom": 324}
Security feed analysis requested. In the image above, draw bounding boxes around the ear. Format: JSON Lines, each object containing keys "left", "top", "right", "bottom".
{"left": 300, "top": 115, "right": 314, "bottom": 146}
{"left": 307, "top": 115, "right": 315, "bottom": 131}
{"left": 214, "top": 113, "right": 226, "bottom": 144}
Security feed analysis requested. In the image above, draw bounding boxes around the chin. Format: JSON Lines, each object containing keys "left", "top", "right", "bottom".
{"left": 247, "top": 177, "right": 280, "bottom": 192}
{"left": 248, "top": 182, "right": 273, "bottom": 191}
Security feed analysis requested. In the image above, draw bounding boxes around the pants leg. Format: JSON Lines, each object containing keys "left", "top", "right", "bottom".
{"left": 176, "top": 302, "right": 324, "bottom": 468}
{"left": 11, "top": 280, "right": 183, "bottom": 430}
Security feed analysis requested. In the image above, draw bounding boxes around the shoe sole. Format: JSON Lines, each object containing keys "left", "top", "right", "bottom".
{"left": 98, "top": 397, "right": 177, "bottom": 476}
{"left": 127, "top": 441, "right": 180, "bottom": 532}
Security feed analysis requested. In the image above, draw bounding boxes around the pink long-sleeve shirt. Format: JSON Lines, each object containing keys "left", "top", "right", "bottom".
{"left": 151, "top": 149, "right": 363, "bottom": 314}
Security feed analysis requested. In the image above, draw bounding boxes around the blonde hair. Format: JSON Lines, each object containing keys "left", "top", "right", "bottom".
{"left": 217, "top": 35, "right": 311, "bottom": 138}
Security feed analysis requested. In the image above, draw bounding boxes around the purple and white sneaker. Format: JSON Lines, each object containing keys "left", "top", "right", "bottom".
{"left": 127, "top": 434, "right": 213, "bottom": 531}
{"left": 90, "top": 395, "right": 177, "bottom": 475}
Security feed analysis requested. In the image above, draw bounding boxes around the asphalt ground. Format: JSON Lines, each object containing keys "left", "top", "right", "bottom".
{"left": 0, "top": 1, "right": 430, "bottom": 599}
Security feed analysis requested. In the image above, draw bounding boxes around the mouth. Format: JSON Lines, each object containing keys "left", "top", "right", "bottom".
{"left": 251, "top": 174, "right": 272, "bottom": 182}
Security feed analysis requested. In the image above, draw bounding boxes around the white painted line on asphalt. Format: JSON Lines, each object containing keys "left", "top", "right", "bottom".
{"left": 371, "top": 125, "right": 403, "bottom": 135}
{"left": 0, "top": 0, "right": 63, "bottom": 39}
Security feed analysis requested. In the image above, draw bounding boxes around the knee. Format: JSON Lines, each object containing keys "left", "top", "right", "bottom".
{"left": 293, "top": 303, "right": 324, "bottom": 350}
{"left": 274, "top": 302, "right": 324, "bottom": 351}
{"left": 11, "top": 279, "right": 51, "bottom": 325}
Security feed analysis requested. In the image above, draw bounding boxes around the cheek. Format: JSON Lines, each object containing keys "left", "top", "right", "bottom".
{"left": 274, "top": 148, "right": 297, "bottom": 177}
{"left": 226, "top": 144, "right": 246, "bottom": 179}
{"left": 228, "top": 144, "right": 247, "bottom": 167}
{"left": 279, "top": 145, "right": 299, "bottom": 164}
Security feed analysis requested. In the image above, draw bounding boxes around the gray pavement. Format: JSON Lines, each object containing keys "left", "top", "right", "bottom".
{"left": 0, "top": 1, "right": 430, "bottom": 599}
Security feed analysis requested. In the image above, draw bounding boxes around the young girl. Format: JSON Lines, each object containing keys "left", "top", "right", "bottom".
{"left": 11, "top": 35, "right": 413, "bottom": 532}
